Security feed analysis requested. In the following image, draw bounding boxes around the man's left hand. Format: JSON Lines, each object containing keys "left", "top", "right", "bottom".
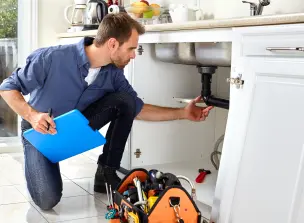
{"left": 184, "top": 96, "right": 213, "bottom": 121}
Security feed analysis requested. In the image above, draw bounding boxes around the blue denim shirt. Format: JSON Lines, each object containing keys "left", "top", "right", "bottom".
{"left": 0, "top": 37, "right": 144, "bottom": 117}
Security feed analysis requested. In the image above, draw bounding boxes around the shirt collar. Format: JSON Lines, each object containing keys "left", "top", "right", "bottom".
{"left": 75, "top": 37, "right": 94, "bottom": 68}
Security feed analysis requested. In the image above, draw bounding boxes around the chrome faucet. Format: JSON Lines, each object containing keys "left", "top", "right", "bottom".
{"left": 242, "top": 0, "right": 270, "bottom": 16}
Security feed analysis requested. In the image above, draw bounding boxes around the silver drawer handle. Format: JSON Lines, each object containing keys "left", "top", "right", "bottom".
{"left": 266, "top": 47, "right": 304, "bottom": 52}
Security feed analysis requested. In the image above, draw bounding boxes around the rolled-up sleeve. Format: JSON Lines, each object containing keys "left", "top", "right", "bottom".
{"left": 113, "top": 69, "right": 144, "bottom": 116}
{"left": 0, "top": 49, "right": 51, "bottom": 95}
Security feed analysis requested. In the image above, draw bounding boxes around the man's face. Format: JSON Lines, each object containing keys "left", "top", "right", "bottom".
{"left": 109, "top": 29, "right": 139, "bottom": 69}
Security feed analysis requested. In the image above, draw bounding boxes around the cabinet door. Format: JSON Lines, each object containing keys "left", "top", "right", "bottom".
{"left": 228, "top": 57, "right": 304, "bottom": 223}
{"left": 210, "top": 56, "right": 254, "bottom": 223}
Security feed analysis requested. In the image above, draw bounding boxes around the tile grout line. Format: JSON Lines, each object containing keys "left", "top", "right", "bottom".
{"left": 13, "top": 179, "right": 103, "bottom": 219}
{"left": 12, "top": 183, "right": 51, "bottom": 223}
{"left": 71, "top": 180, "right": 109, "bottom": 206}
{"left": 70, "top": 181, "right": 93, "bottom": 195}
{"left": 0, "top": 184, "right": 27, "bottom": 205}
{"left": 1, "top": 153, "right": 106, "bottom": 222}
{"left": 29, "top": 202, "right": 51, "bottom": 223}
{"left": 0, "top": 201, "right": 28, "bottom": 206}
{"left": 54, "top": 214, "right": 105, "bottom": 223}
{"left": 28, "top": 195, "right": 105, "bottom": 223}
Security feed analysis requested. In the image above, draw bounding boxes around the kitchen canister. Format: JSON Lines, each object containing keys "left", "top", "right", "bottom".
{"left": 169, "top": 4, "right": 196, "bottom": 23}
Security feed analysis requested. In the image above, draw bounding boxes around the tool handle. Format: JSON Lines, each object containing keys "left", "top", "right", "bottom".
{"left": 195, "top": 172, "right": 207, "bottom": 183}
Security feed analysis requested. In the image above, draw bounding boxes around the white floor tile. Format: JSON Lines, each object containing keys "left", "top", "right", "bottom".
{"left": 0, "top": 170, "right": 66, "bottom": 187}
{"left": 60, "top": 155, "right": 97, "bottom": 179}
{"left": 61, "top": 180, "right": 90, "bottom": 197}
{"left": 8, "top": 152, "right": 25, "bottom": 166}
{"left": 15, "top": 179, "right": 89, "bottom": 201}
{"left": 72, "top": 178, "right": 109, "bottom": 205}
{"left": 0, "top": 153, "right": 114, "bottom": 222}
{"left": 72, "top": 175, "right": 124, "bottom": 195}
{"left": 0, "top": 154, "right": 26, "bottom": 185}
{"left": 0, "top": 175, "right": 13, "bottom": 186}
{"left": 0, "top": 153, "right": 67, "bottom": 182}
{"left": 61, "top": 174, "right": 68, "bottom": 180}
{"left": 13, "top": 184, "right": 32, "bottom": 201}
{"left": 0, "top": 168, "right": 26, "bottom": 185}
{"left": 0, "top": 186, "right": 27, "bottom": 205}
{"left": 61, "top": 154, "right": 96, "bottom": 165}
{"left": 71, "top": 178, "right": 95, "bottom": 194}
{"left": 0, "top": 202, "right": 47, "bottom": 223}
{"left": 82, "top": 147, "right": 101, "bottom": 163}
{"left": 32, "top": 195, "right": 107, "bottom": 222}
{"left": 61, "top": 216, "right": 108, "bottom": 223}
{"left": 60, "top": 163, "right": 97, "bottom": 179}
{"left": 0, "top": 154, "right": 22, "bottom": 168}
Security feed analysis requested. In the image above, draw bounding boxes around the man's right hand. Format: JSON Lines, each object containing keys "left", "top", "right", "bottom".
{"left": 29, "top": 112, "right": 57, "bottom": 135}
{"left": 0, "top": 90, "right": 57, "bottom": 135}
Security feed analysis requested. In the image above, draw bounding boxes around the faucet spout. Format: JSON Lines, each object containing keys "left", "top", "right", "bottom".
{"left": 257, "top": 0, "right": 270, "bottom": 15}
{"left": 242, "top": 0, "right": 270, "bottom": 16}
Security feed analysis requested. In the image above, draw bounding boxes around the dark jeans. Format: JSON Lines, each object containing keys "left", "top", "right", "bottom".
{"left": 21, "top": 92, "right": 136, "bottom": 210}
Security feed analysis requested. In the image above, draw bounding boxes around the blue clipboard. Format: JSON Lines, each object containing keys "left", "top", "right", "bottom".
{"left": 23, "top": 109, "right": 106, "bottom": 163}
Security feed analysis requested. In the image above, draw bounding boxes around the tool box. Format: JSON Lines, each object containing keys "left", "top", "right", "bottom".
{"left": 107, "top": 168, "right": 201, "bottom": 223}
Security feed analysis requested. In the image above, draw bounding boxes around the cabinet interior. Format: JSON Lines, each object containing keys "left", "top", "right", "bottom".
{"left": 124, "top": 42, "right": 232, "bottom": 219}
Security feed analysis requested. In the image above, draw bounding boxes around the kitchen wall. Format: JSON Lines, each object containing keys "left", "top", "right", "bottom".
{"left": 38, "top": 0, "right": 73, "bottom": 48}
{"left": 38, "top": 0, "right": 304, "bottom": 48}
{"left": 203, "top": 0, "right": 304, "bottom": 19}
{"left": 128, "top": 0, "right": 304, "bottom": 18}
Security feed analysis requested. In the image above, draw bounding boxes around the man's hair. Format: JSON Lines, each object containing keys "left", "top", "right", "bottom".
{"left": 94, "top": 13, "right": 145, "bottom": 46}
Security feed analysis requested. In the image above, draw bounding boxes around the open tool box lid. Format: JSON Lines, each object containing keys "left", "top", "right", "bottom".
{"left": 113, "top": 168, "right": 202, "bottom": 223}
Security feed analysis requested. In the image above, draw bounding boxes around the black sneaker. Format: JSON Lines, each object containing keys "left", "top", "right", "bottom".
{"left": 94, "top": 164, "right": 121, "bottom": 193}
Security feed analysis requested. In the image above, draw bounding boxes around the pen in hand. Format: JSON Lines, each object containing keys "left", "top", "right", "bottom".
{"left": 47, "top": 108, "right": 53, "bottom": 131}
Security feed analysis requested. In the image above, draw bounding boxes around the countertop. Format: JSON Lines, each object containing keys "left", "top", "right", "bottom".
{"left": 57, "top": 12, "right": 304, "bottom": 38}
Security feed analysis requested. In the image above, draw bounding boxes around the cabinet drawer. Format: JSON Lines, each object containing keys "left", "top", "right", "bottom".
{"left": 241, "top": 32, "right": 304, "bottom": 57}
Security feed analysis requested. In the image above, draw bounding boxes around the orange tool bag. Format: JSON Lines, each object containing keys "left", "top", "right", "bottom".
{"left": 108, "top": 168, "right": 201, "bottom": 223}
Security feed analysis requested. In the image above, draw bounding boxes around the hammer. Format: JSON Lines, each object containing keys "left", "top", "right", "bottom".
{"left": 195, "top": 169, "right": 211, "bottom": 183}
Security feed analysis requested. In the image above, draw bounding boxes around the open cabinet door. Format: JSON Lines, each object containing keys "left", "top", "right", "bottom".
{"left": 213, "top": 25, "right": 304, "bottom": 223}
{"left": 210, "top": 55, "right": 254, "bottom": 223}
{"left": 226, "top": 57, "right": 304, "bottom": 223}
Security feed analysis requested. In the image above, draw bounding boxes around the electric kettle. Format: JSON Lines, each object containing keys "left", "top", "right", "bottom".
{"left": 83, "top": 0, "right": 108, "bottom": 30}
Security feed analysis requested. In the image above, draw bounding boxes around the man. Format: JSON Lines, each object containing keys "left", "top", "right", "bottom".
{"left": 0, "top": 13, "right": 213, "bottom": 210}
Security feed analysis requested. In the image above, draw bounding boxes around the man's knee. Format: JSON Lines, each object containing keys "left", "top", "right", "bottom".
{"left": 32, "top": 190, "right": 62, "bottom": 210}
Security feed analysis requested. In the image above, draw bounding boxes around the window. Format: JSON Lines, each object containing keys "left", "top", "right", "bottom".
{"left": 0, "top": 0, "right": 18, "bottom": 137}
{"left": 0, "top": 0, "right": 37, "bottom": 147}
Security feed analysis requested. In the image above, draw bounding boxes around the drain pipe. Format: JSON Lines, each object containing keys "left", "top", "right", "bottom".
{"left": 198, "top": 66, "right": 229, "bottom": 110}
